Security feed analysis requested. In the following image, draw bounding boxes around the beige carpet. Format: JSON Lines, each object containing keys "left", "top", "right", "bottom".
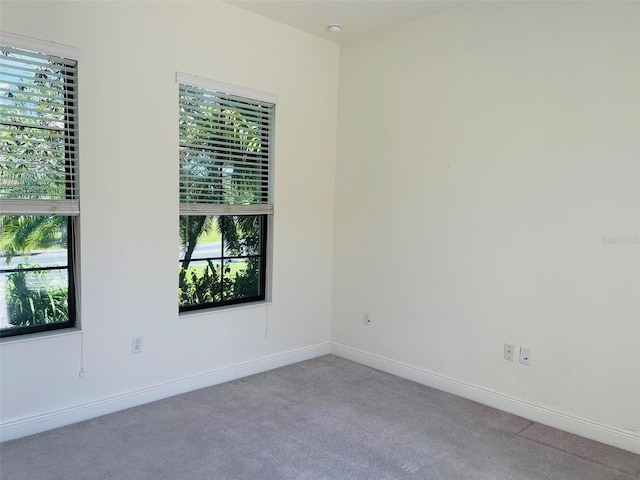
{"left": 1, "top": 355, "right": 639, "bottom": 479}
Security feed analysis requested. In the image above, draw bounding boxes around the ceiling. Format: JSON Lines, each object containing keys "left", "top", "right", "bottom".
{"left": 225, "top": 0, "right": 473, "bottom": 44}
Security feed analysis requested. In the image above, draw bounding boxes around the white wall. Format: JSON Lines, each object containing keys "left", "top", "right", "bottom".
{"left": 332, "top": 1, "right": 640, "bottom": 451}
{"left": 0, "top": 1, "right": 338, "bottom": 438}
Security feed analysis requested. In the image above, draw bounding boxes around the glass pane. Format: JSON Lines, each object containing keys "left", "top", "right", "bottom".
{"left": 0, "top": 215, "right": 68, "bottom": 267}
{"left": 178, "top": 215, "right": 221, "bottom": 262}
{"left": 222, "top": 257, "right": 262, "bottom": 301}
{"left": 1, "top": 215, "right": 70, "bottom": 332}
{"left": 2, "top": 249, "right": 68, "bottom": 270}
{"left": 221, "top": 215, "right": 263, "bottom": 257}
{"left": 1, "top": 268, "right": 69, "bottom": 331}
{"left": 178, "top": 259, "right": 222, "bottom": 307}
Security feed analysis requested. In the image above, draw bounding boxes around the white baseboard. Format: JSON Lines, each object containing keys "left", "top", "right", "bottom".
{"left": 0, "top": 342, "right": 331, "bottom": 443}
{"left": 331, "top": 342, "right": 640, "bottom": 455}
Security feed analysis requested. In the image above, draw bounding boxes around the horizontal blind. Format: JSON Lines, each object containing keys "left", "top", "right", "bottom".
{"left": 0, "top": 37, "right": 79, "bottom": 216}
{"left": 178, "top": 77, "right": 275, "bottom": 216}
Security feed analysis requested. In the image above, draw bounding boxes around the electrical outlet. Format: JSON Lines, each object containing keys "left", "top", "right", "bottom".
{"left": 363, "top": 312, "right": 371, "bottom": 326}
{"left": 519, "top": 347, "right": 530, "bottom": 365}
{"left": 132, "top": 337, "right": 143, "bottom": 354}
{"left": 504, "top": 343, "right": 514, "bottom": 361}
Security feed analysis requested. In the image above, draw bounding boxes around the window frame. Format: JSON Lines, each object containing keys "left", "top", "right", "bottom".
{"left": 178, "top": 214, "right": 268, "bottom": 313}
{"left": 0, "top": 33, "right": 79, "bottom": 338}
{"left": 0, "top": 217, "right": 77, "bottom": 337}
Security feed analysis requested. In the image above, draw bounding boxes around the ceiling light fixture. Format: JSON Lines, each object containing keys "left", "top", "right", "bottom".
{"left": 327, "top": 23, "right": 343, "bottom": 34}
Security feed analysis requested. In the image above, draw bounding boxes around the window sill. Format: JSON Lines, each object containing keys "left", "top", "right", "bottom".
{"left": 179, "top": 300, "right": 272, "bottom": 319}
{"left": 0, "top": 327, "right": 81, "bottom": 345}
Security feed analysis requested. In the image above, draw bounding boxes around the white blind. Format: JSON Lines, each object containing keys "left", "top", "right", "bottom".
{"left": 0, "top": 35, "right": 79, "bottom": 216}
{"left": 178, "top": 75, "right": 275, "bottom": 216}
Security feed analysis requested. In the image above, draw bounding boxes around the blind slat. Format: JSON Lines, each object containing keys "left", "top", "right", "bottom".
{"left": 0, "top": 119, "right": 76, "bottom": 133}
{"left": 180, "top": 144, "right": 268, "bottom": 160}
{"left": 180, "top": 120, "right": 270, "bottom": 136}
{"left": 180, "top": 170, "right": 267, "bottom": 180}
{"left": 180, "top": 102, "right": 272, "bottom": 123}
{"left": 0, "top": 103, "right": 78, "bottom": 119}
{"left": 179, "top": 111, "right": 270, "bottom": 130}
{"left": 179, "top": 203, "right": 273, "bottom": 216}
{"left": 1, "top": 145, "right": 74, "bottom": 156}
{"left": 0, "top": 44, "right": 78, "bottom": 66}
{"left": 180, "top": 171, "right": 267, "bottom": 182}
{"left": 0, "top": 60, "right": 77, "bottom": 78}
{"left": 0, "top": 70, "right": 76, "bottom": 89}
{"left": 0, "top": 199, "right": 79, "bottom": 216}
{"left": 181, "top": 125, "right": 269, "bottom": 147}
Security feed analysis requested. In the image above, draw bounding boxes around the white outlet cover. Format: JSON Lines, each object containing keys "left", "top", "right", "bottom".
{"left": 519, "top": 347, "right": 530, "bottom": 365}
{"left": 504, "top": 343, "right": 514, "bottom": 361}
{"left": 132, "top": 337, "right": 143, "bottom": 353}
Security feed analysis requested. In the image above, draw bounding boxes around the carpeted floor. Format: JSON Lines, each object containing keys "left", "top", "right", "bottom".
{"left": 1, "top": 355, "right": 639, "bottom": 479}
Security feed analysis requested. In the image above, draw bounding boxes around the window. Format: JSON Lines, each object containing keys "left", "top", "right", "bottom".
{"left": 0, "top": 34, "right": 79, "bottom": 337}
{"left": 177, "top": 74, "right": 276, "bottom": 312}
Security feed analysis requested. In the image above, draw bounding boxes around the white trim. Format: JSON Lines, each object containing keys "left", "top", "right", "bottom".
{"left": 0, "top": 31, "right": 79, "bottom": 60}
{"left": 0, "top": 342, "right": 330, "bottom": 442}
{"left": 176, "top": 72, "right": 278, "bottom": 104}
{"left": 330, "top": 342, "right": 640, "bottom": 455}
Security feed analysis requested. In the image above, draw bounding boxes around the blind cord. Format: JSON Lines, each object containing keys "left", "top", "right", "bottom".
{"left": 78, "top": 331, "right": 85, "bottom": 377}
{"left": 74, "top": 217, "right": 85, "bottom": 378}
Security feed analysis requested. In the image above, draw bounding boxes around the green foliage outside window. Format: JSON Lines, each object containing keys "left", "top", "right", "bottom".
{"left": 5, "top": 267, "right": 68, "bottom": 326}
